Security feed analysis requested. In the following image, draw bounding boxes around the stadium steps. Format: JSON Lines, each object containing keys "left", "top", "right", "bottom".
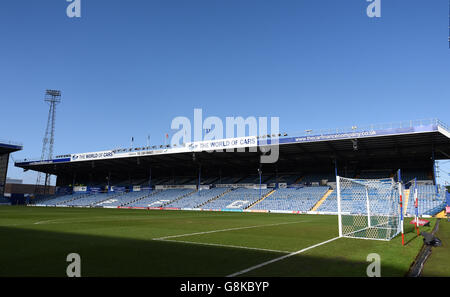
{"left": 435, "top": 210, "right": 447, "bottom": 218}
{"left": 403, "top": 189, "right": 410, "bottom": 216}
{"left": 56, "top": 193, "right": 92, "bottom": 205}
{"left": 32, "top": 193, "right": 65, "bottom": 204}
{"left": 294, "top": 176, "right": 303, "bottom": 184}
{"left": 434, "top": 209, "right": 447, "bottom": 219}
{"left": 196, "top": 188, "right": 234, "bottom": 208}
{"left": 310, "top": 189, "right": 334, "bottom": 211}
{"left": 161, "top": 189, "right": 198, "bottom": 207}
{"left": 92, "top": 192, "right": 126, "bottom": 207}
{"left": 120, "top": 190, "right": 162, "bottom": 207}
{"left": 245, "top": 189, "right": 276, "bottom": 210}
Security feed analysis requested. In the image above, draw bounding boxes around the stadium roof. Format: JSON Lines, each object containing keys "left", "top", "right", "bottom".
{"left": 15, "top": 119, "right": 450, "bottom": 182}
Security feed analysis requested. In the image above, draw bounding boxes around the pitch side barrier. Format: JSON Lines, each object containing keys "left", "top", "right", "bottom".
{"left": 115, "top": 206, "right": 326, "bottom": 215}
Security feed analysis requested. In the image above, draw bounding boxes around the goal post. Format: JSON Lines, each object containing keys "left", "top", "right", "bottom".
{"left": 336, "top": 176, "right": 402, "bottom": 241}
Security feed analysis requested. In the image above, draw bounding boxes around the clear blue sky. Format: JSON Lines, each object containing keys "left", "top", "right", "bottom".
{"left": 1, "top": 0, "right": 449, "bottom": 184}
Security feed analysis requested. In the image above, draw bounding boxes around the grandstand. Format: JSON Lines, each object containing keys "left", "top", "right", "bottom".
{"left": 14, "top": 119, "right": 450, "bottom": 217}
{"left": 0, "top": 140, "right": 22, "bottom": 203}
{"left": 251, "top": 187, "right": 329, "bottom": 212}
{"left": 4, "top": 119, "right": 450, "bottom": 278}
{"left": 405, "top": 184, "right": 448, "bottom": 216}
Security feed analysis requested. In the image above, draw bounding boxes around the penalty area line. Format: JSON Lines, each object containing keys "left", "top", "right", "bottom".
{"left": 153, "top": 221, "right": 308, "bottom": 241}
{"left": 227, "top": 236, "right": 340, "bottom": 277}
{"left": 153, "top": 238, "right": 291, "bottom": 254}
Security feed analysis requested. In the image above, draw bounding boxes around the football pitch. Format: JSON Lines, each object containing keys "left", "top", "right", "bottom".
{"left": 0, "top": 206, "right": 436, "bottom": 277}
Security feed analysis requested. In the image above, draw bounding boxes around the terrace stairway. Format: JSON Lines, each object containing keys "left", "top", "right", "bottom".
{"left": 403, "top": 189, "right": 410, "bottom": 216}
{"left": 196, "top": 188, "right": 234, "bottom": 208}
{"left": 57, "top": 193, "right": 92, "bottom": 205}
{"left": 435, "top": 210, "right": 447, "bottom": 218}
{"left": 161, "top": 189, "right": 198, "bottom": 207}
{"left": 120, "top": 190, "right": 161, "bottom": 207}
{"left": 246, "top": 189, "right": 276, "bottom": 210}
{"left": 293, "top": 176, "right": 304, "bottom": 184}
{"left": 310, "top": 189, "right": 334, "bottom": 211}
{"left": 92, "top": 192, "right": 126, "bottom": 207}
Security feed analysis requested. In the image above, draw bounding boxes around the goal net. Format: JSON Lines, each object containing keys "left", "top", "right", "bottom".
{"left": 337, "top": 176, "right": 402, "bottom": 241}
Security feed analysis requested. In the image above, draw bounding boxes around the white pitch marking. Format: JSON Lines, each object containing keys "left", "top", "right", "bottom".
{"left": 154, "top": 239, "right": 290, "bottom": 254}
{"left": 31, "top": 212, "right": 228, "bottom": 225}
{"left": 227, "top": 236, "right": 340, "bottom": 277}
{"left": 153, "top": 221, "right": 307, "bottom": 240}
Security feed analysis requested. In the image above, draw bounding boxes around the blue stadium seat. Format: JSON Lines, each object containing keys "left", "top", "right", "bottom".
{"left": 252, "top": 186, "right": 329, "bottom": 212}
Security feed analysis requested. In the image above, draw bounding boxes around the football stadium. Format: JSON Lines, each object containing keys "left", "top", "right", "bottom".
{"left": 2, "top": 118, "right": 449, "bottom": 277}
{"left": 0, "top": 141, "right": 23, "bottom": 200}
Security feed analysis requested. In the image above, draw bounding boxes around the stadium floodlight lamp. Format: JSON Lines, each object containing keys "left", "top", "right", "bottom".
{"left": 45, "top": 89, "right": 61, "bottom": 97}
{"left": 267, "top": 134, "right": 271, "bottom": 138}
{"left": 352, "top": 126, "right": 357, "bottom": 130}
{"left": 305, "top": 129, "right": 312, "bottom": 134}
{"left": 283, "top": 133, "right": 288, "bottom": 136}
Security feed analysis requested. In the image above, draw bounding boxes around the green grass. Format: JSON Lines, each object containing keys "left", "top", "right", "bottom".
{"left": 0, "top": 206, "right": 437, "bottom": 277}
{"left": 422, "top": 219, "right": 450, "bottom": 277}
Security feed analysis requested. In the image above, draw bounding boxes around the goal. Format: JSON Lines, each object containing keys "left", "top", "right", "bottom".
{"left": 336, "top": 176, "right": 402, "bottom": 241}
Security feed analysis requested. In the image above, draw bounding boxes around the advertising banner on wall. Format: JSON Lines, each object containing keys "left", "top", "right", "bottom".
{"left": 71, "top": 150, "right": 115, "bottom": 162}
{"left": 185, "top": 136, "right": 257, "bottom": 152}
{"left": 73, "top": 186, "right": 87, "bottom": 193}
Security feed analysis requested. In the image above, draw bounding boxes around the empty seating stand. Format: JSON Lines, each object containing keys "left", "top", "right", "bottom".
{"left": 35, "top": 193, "right": 91, "bottom": 206}
{"left": 96, "top": 191, "right": 154, "bottom": 207}
{"left": 252, "top": 187, "right": 329, "bottom": 212}
{"left": 164, "top": 188, "right": 229, "bottom": 209}
{"left": 406, "top": 185, "right": 446, "bottom": 216}
{"left": 201, "top": 188, "right": 272, "bottom": 210}
{"left": 30, "top": 182, "right": 447, "bottom": 217}
{"left": 126, "top": 189, "right": 195, "bottom": 208}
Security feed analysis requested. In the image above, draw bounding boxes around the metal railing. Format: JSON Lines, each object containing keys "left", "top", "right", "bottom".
{"left": 0, "top": 139, "right": 23, "bottom": 148}
{"left": 287, "top": 118, "right": 447, "bottom": 139}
